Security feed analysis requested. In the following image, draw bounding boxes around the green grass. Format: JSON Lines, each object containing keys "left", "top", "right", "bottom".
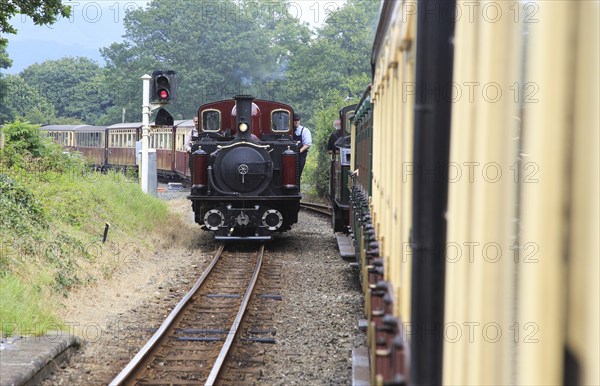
{"left": 0, "top": 170, "right": 170, "bottom": 336}
{"left": 0, "top": 274, "right": 62, "bottom": 336}
{"left": 1, "top": 123, "right": 172, "bottom": 336}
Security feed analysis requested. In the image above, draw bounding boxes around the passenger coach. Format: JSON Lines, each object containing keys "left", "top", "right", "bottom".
{"left": 347, "top": 1, "right": 599, "bottom": 385}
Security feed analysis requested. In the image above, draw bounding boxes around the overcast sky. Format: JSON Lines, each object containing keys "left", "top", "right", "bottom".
{"left": 5, "top": 0, "right": 345, "bottom": 74}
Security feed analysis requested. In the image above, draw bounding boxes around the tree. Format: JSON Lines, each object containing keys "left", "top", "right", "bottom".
{"left": 281, "top": 0, "right": 379, "bottom": 196}
{"left": 285, "top": 0, "right": 379, "bottom": 119}
{"left": 0, "top": 0, "right": 69, "bottom": 124}
{"left": 100, "top": 0, "right": 311, "bottom": 122}
{"left": 306, "top": 89, "right": 362, "bottom": 198}
{"left": 1, "top": 120, "right": 45, "bottom": 157}
{"left": 19, "top": 57, "right": 111, "bottom": 124}
{"left": 1, "top": 39, "right": 13, "bottom": 119}
{"left": 0, "top": 75, "right": 57, "bottom": 124}
{"left": 0, "top": 0, "right": 70, "bottom": 44}
{"left": 0, "top": 40, "right": 11, "bottom": 70}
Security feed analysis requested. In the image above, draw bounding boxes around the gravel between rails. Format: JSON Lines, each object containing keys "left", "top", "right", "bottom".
{"left": 41, "top": 190, "right": 365, "bottom": 385}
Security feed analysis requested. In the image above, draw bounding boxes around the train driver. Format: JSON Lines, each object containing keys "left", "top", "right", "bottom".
{"left": 184, "top": 114, "right": 199, "bottom": 153}
{"left": 293, "top": 113, "right": 312, "bottom": 179}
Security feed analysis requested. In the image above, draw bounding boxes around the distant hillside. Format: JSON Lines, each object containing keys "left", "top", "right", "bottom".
{"left": 6, "top": 40, "right": 105, "bottom": 74}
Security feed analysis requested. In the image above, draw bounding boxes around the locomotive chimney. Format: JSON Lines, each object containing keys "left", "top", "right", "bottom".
{"left": 234, "top": 95, "right": 254, "bottom": 141}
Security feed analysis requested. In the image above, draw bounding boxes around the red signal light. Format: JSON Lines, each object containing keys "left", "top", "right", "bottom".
{"left": 158, "top": 89, "right": 169, "bottom": 100}
{"left": 151, "top": 71, "right": 176, "bottom": 103}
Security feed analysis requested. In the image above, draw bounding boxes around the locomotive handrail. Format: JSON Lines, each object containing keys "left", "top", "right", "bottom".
{"left": 207, "top": 166, "right": 240, "bottom": 197}
{"left": 217, "top": 141, "right": 270, "bottom": 150}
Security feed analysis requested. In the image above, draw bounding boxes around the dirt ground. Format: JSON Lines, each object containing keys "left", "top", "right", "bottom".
{"left": 41, "top": 193, "right": 365, "bottom": 385}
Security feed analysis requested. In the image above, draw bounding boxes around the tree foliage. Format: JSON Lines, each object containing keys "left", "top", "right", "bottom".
{"left": 0, "top": 75, "right": 56, "bottom": 124}
{"left": 0, "top": 40, "right": 11, "bottom": 70}
{"left": 285, "top": 0, "right": 379, "bottom": 119}
{"left": 285, "top": 0, "right": 379, "bottom": 196}
{"left": 19, "top": 57, "right": 111, "bottom": 124}
{"left": 101, "top": 0, "right": 311, "bottom": 122}
{"left": 1, "top": 120, "right": 46, "bottom": 158}
{"left": 0, "top": 0, "right": 70, "bottom": 44}
{"left": 305, "top": 89, "right": 362, "bottom": 198}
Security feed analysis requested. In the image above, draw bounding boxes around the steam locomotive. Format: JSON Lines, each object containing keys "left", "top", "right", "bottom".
{"left": 188, "top": 95, "right": 301, "bottom": 240}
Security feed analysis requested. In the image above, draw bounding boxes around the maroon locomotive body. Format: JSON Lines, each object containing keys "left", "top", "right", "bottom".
{"left": 188, "top": 95, "right": 301, "bottom": 240}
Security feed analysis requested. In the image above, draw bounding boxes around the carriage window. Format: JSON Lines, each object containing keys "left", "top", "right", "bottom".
{"left": 202, "top": 110, "right": 220, "bottom": 132}
{"left": 271, "top": 110, "right": 290, "bottom": 132}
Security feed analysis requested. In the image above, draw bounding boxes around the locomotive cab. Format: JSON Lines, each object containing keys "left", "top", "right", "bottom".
{"left": 188, "top": 95, "right": 301, "bottom": 240}
{"left": 330, "top": 105, "right": 356, "bottom": 233}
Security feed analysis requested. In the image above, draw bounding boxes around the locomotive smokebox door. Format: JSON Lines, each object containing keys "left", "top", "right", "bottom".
{"left": 235, "top": 95, "right": 254, "bottom": 141}
{"left": 214, "top": 146, "right": 273, "bottom": 195}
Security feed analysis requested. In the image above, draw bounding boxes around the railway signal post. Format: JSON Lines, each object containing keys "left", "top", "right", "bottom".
{"left": 141, "top": 74, "right": 152, "bottom": 194}
{"left": 140, "top": 71, "right": 177, "bottom": 194}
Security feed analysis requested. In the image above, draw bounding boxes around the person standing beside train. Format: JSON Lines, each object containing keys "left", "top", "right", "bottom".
{"left": 293, "top": 113, "right": 312, "bottom": 180}
{"left": 185, "top": 114, "right": 199, "bottom": 153}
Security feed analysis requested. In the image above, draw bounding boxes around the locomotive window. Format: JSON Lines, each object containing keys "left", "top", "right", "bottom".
{"left": 271, "top": 110, "right": 290, "bottom": 132}
{"left": 202, "top": 110, "right": 221, "bottom": 132}
{"left": 345, "top": 111, "right": 355, "bottom": 134}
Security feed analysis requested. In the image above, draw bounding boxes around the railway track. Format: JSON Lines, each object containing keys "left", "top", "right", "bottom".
{"left": 110, "top": 243, "right": 267, "bottom": 385}
{"left": 299, "top": 201, "right": 332, "bottom": 216}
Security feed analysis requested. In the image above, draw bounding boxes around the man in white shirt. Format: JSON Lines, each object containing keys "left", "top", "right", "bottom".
{"left": 292, "top": 113, "right": 312, "bottom": 179}
{"left": 184, "top": 114, "right": 199, "bottom": 153}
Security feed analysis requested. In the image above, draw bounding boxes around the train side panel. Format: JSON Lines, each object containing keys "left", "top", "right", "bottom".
{"left": 106, "top": 124, "right": 139, "bottom": 169}
{"left": 350, "top": 0, "right": 599, "bottom": 384}
{"left": 72, "top": 126, "right": 106, "bottom": 167}
{"left": 174, "top": 121, "right": 193, "bottom": 178}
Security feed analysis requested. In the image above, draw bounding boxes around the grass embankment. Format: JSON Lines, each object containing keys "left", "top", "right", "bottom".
{"left": 0, "top": 121, "right": 173, "bottom": 336}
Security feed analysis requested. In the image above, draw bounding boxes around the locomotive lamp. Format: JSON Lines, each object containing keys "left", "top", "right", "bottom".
{"left": 234, "top": 95, "right": 254, "bottom": 140}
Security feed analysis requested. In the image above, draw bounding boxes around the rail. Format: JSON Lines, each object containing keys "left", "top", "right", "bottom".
{"left": 300, "top": 201, "right": 332, "bottom": 216}
{"left": 108, "top": 243, "right": 268, "bottom": 385}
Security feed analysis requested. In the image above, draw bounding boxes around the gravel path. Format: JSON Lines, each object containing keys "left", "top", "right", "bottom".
{"left": 41, "top": 190, "right": 365, "bottom": 385}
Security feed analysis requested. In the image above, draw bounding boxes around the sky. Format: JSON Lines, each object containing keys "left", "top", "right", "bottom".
{"left": 4, "top": 0, "right": 346, "bottom": 75}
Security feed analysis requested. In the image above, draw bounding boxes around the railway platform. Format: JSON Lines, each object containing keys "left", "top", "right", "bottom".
{"left": 0, "top": 332, "right": 80, "bottom": 386}
{"left": 352, "top": 347, "right": 370, "bottom": 386}
{"left": 335, "top": 232, "right": 355, "bottom": 259}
